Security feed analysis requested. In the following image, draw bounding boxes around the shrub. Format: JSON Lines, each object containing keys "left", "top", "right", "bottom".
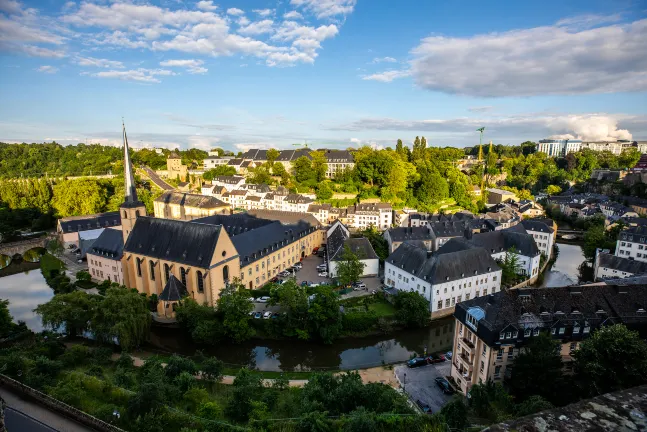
{"left": 174, "top": 371, "right": 197, "bottom": 392}
{"left": 165, "top": 354, "right": 197, "bottom": 379}
{"left": 61, "top": 345, "right": 90, "bottom": 367}
{"left": 91, "top": 347, "right": 114, "bottom": 365}
{"left": 342, "top": 311, "right": 378, "bottom": 333}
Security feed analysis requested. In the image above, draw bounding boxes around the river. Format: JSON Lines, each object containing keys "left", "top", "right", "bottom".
{"left": 540, "top": 242, "right": 586, "bottom": 288}
{"left": 0, "top": 268, "right": 53, "bottom": 332}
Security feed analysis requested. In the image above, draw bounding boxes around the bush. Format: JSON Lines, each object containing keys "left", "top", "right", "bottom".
{"left": 76, "top": 270, "right": 91, "bottom": 281}
{"left": 88, "top": 365, "right": 104, "bottom": 378}
{"left": 165, "top": 354, "right": 197, "bottom": 379}
{"left": 115, "top": 353, "right": 134, "bottom": 369}
{"left": 174, "top": 371, "right": 197, "bottom": 392}
{"left": 61, "top": 345, "right": 90, "bottom": 367}
{"left": 90, "top": 347, "right": 114, "bottom": 365}
{"left": 342, "top": 311, "right": 378, "bottom": 333}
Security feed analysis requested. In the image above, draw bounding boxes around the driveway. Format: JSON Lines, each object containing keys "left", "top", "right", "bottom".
{"left": 394, "top": 361, "right": 453, "bottom": 414}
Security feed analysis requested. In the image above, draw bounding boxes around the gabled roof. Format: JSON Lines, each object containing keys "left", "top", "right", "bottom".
{"left": 214, "top": 175, "right": 245, "bottom": 184}
{"left": 241, "top": 149, "right": 268, "bottom": 161}
{"left": 285, "top": 194, "right": 313, "bottom": 204}
{"left": 246, "top": 209, "right": 321, "bottom": 227}
{"left": 233, "top": 220, "right": 317, "bottom": 265}
{"left": 331, "top": 237, "right": 379, "bottom": 261}
{"left": 386, "top": 226, "right": 436, "bottom": 242}
{"left": 323, "top": 150, "right": 354, "bottom": 163}
{"left": 227, "top": 158, "right": 244, "bottom": 166}
{"left": 58, "top": 211, "right": 121, "bottom": 233}
{"left": 88, "top": 228, "right": 124, "bottom": 260}
{"left": 521, "top": 219, "right": 554, "bottom": 234}
{"left": 155, "top": 191, "right": 228, "bottom": 209}
{"left": 191, "top": 214, "right": 274, "bottom": 235}
{"left": 597, "top": 253, "right": 647, "bottom": 275}
{"left": 467, "top": 226, "right": 540, "bottom": 257}
{"left": 327, "top": 222, "right": 350, "bottom": 261}
{"left": 123, "top": 217, "right": 223, "bottom": 268}
{"left": 276, "top": 149, "right": 311, "bottom": 162}
{"left": 159, "top": 274, "right": 188, "bottom": 301}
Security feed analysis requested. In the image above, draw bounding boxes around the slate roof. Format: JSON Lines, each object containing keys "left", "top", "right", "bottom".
{"left": 88, "top": 228, "right": 124, "bottom": 260}
{"left": 233, "top": 220, "right": 317, "bottom": 265}
{"left": 123, "top": 217, "right": 223, "bottom": 268}
{"left": 285, "top": 194, "right": 313, "bottom": 204}
{"left": 467, "top": 226, "right": 540, "bottom": 257}
{"left": 327, "top": 223, "right": 349, "bottom": 261}
{"left": 276, "top": 149, "right": 311, "bottom": 161}
{"left": 386, "top": 226, "right": 436, "bottom": 242}
{"left": 331, "top": 237, "right": 378, "bottom": 261}
{"left": 245, "top": 183, "right": 271, "bottom": 193}
{"left": 240, "top": 160, "right": 253, "bottom": 168}
{"left": 308, "top": 203, "right": 333, "bottom": 212}
{"left": 619, "top": 226, "right": 647, "bottom": 245}
{"left": 429, "top": 220, "right": 473, "bottom": 238}
{"left": 230, "top": 189, "right": 248, "bottom": 196}
{"left": 159, "top": 274, "right": 188, "bottom": 301}
{"left": 191, "top": 214, "right": 274, "bottom": 235}
{"left": 246, "top": 196, "right": 262, "bottom": 202}
{"left": 227, "top": 158, "right": 244, "bottom": 166}
{"left": 241, "top": 149, "right": 268, "bottom": 161}
{"left": 155, "top": 191, "right": 228, "bottom": 209}
{"left": 323, "top": 150, "right": 354, "bottom": 163}
{"left": 214, "top": 175, "right": 245, "bottom": 184}
{"left": 386, "top": 241, "right": 500, "bottom": 285}
{"left": 520, "top": 219, "right": 554, "bottom": 234}
{"left": 274, "top": 186, "right": 289, "bottom": 195}
{"left": 58, "top": 211, "right": 121, "bottom": 233}
{"left": 454, "top": 284, "right": 647, "bottom": 348}
{"left": 597, "top": 253, "right": 647, "bottom": 275}
{"left": 245, "top": 209, "right": 321, "bottom": 227}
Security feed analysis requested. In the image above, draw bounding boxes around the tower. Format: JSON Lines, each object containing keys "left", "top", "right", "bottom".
{"left": 120, "top": 121, "right": 146, "bottom": 244}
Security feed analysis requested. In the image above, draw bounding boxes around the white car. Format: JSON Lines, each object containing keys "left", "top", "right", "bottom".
{"left": 294, "top": 262, "right": 303, "bottom": 269}
{"left": 318, "top": 272, "right": 328, "bottom": 277}
{"left": 247, "top": 297, "right": 255, "bottom": 302}
{"left": 263, "top": 311, "right": 272, "bottom": 319}
{"left": 258, "top": 296, "right": 271, "bottom": 303}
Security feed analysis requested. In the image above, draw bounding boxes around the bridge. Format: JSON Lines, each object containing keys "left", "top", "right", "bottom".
{"left": 556, "top": 228, "right": 585, "bottom": 240}
{"left": 0, "top": 237, "right": 50, "bottom": 257}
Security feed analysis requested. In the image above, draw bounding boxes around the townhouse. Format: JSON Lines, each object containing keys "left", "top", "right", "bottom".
{"left": 615, "top": 225, "right": 647, "bottom": 262}
{"left": 594, "top": 251, "right": 647, "bottom": 281}
{"left": 153, "top": 191, "right": 230, "bottom": 221}
{"left": 326, "top": 221, "right": 379, "bottom": 278}
{"left": 520, "top": 219, "right": 555, "bottom": 259}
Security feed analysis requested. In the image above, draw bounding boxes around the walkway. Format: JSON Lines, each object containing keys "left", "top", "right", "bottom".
{"left": 0, "top": 386, "right": 94, "bottom": 432}
{"left": 141, "top": 167, "right": 173, "bottom": 191}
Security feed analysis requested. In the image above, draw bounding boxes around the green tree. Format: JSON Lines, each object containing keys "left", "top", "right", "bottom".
{"left": 201, "top": 357, "right": 224, "bottom": 382}
{"left": 91, "top": 287, "right": 150, "bottom": 351}
{"left": 310, "top": 150, "right": 328, "bottom": 182}
{"left": 76, "top": 270, "right": 91, "bottom": 282}
{"left": 165, "top": 354, "right": 197, "bottom": 379}
{"left": 393, "top": 291, "right": 429, "bottom": 328}
{"left": 225, "top": 368, "right": 264, "bottom": 422}
{"left": 316, "top": 182, "right": 334, "bottom": 200}
{"left": 52, "top": 179, "right": 108, "bottom": 217}
{"left": 270, "top": 280, "right": 309, "bottom": 338}
{"left": 202, "top": 165, "right": 237, "bottom": 180}
{"left": 359, "top": 227, "right": 389, "bottom": 260}
{"left": 307, "top": 287, "right": 342, "bottom": 344}
{"left": 35, "top": 290, "right": 98, "bottom": 336}
{"left": 272, "top": 161, "right": 288, "bottom": 177}
{"left": 335, "top": 245, "right": 366, "bottom": 287}
{"left": 440, "top": 396, "right": 468, "bottom": 430}
{"left": 248, "top": 166, "right": 272, "bottom": 185}
{"left": 467, "top": 380, "right": 514, "bottom": 423}
{"left": 506, "top": 332, "right": 565, "bottom": 404}
{"left": 498, "top": 247, "right": 522, "bottom": 285}
{"left": 266, "top": 148, "right": 280, "bottom": 164}
{"left": 0, "top": 299, "right": 15, "bottom": 337}
{"left": 415, "top": 165, "right": 449, "bottom": 210}
{"left": 546, "top": 184, "right": 562, "bottom": 195}
{"left": 573, "top": 324, "right": 647, "bottom": 396}
{"left": 216, "top": 280, "right": 254, "bottom": 343}
{"left": 514, "top": 395, "right": 553, "bottom": 417}
{"left": 293, "top": 156, "right": 313, "bottom": 183}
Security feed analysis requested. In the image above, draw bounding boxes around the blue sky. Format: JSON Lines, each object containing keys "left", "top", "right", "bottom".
{"left": 0, "top": 0, "right": 646, "bottom": 151}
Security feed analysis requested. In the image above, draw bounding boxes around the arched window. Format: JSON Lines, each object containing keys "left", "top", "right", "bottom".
{"left": 180, "top": 267, "right": 187, "bottom": 286}
{"left": 149, "top": 261, "right": 155, "bottom": 281}
{"left": 136, "top": 210, "right": 140, "bottom": 218}
{"left": 196, "top": 271, "right": 204, "bottom": 293}
{"left": 164, "top": 263, "right": 170, "bottom": 282}
{"left": 223, "top": 265, "right": 229, "bottom": 282}
{"left": 136, "top": 258, "right": 142, "bottom": 277}
{"left": 123, "top": 210, "right": 127, "bottom": 218}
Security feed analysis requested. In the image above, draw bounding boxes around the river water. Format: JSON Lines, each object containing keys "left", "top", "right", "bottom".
{"left": 0, "top": 268, "right": 53, "bottom": 332}
{"left": 540, "top": 242, "right": 586, "bottom": 288}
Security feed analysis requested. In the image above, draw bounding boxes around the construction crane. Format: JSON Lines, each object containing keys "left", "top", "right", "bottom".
{"left": 293, "top": 140, "right": 309, "bottom": 148}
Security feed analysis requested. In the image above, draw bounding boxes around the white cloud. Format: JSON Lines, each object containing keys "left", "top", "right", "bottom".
{"left": 76, "top": 56, "right": 124, "bottom": 68}
{"left": 327, "top": 113, "right": 645, "bottom": 143}
{"left": 468, "top": 106, "right": 494, "bottom": 113}
{"left": 92, "top": 30, "right": 148, "bottom": 49}
{"left": 83, "top": 68, "right": 175, "bottom": 83}
{"left": 226, "top": 8, "right": 245, "bottom": 16}
{"left": 196, "top": 1, "right": 218, "bottom": 12}
{"left": 1, "top": 43, "right": 66, "bottom": 58}
{"left": 361, "top": 70, "right": 411, "bottom": 82}
{"left": 284, "top": 11, "right": 303, "bottom": 20}
{"left": 410, "top": 18, "right": 647, "bottom": 97}
{"left": 37, "top": 65, "right": 58, "bottom": 74}
{"left": 237, "top": 16, "right": 250, "bottom": 26}
{"left": 290, "top": 0, "right": 356, "bottom": 19}
{"left": 556, "top": 13, "right": 622, "bottom": 29}
{"left": 238, "top": 19, "right": 274, "bottom": 36}
{"left": 0, "top": 0, "right": 21, "bottom": 15}
{"left": 253, "top": 9, "right": 273, "bottom": 17}
{"left": 273, "top": 21, "right": 338, "bottom": 42}
{"left": 371, "top": 56, "right": 396, "bottom": 63}
{"left": 160, "top": 58, "right": 207, "bottom": 74}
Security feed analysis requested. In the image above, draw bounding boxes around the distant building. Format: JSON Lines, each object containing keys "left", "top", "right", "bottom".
{"left": 594, "top": 251, "right": 647, "bottom": 280}
{"left": 535, "top": 139, "right": 582, "bottom": 157}
{"left": 57, "top": 211, "right": 121, "bottom": 247}
{"left": 322, "top": 150, "right": 354, "bottom": 178}
{"left": 450, "top": 284, "right": 647, "bottom": 394}
{"left": 154, "top": 191, "right": 230, "bottom": 221}
{"left": 167, "top": 152, "right": 187, "bottom": 180}
{"left": 346, "top": 203, "right": 393, "bottom": 230}
{"left": 87, "top": 228, "right": 124, "bottom": 284}
{"left": 205, "top": 175, "right": 246, "bottom": 192}
{"left": 384, "top": 226, "right": 435, "bottom": 253}
{"left": 240, "top": 149, "right": 268, "bottom": 164}
{"left": 520, "top": 219, "right": 555, "bottom": 259}
{"left": 615, "top": 225, "right": 647, "bottom": 262}
{"left": 275, "top": 149, "right": 312, "bottom": 172}
{"left": 203, "top": 156, "right": 233, "bottom": 171}
{"left": 487, "top": 188, "right": 517, "bottom": 204}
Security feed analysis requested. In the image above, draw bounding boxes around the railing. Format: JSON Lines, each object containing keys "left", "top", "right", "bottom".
{"left": 462, "top": 337, "right": 475, "bottom": 349}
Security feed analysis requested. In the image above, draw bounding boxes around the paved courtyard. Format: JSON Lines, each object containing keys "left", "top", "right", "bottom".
{"left": 295, "top": 255, "right": 382, "bottom": 299}
{"left": 394, "top": 361, "right": 453, "bottom": 414}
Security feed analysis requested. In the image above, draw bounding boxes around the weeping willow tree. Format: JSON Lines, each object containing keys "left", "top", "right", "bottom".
{"left": 92, "top": 287, "right": 151, "bottom": 351}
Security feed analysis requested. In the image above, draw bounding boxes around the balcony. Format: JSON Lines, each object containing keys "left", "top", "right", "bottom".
{"left": 458, "top": 353, "right": 474, "bottom": 371}
{"left": 462, "top": 337, "right": 476, "bottom": 353}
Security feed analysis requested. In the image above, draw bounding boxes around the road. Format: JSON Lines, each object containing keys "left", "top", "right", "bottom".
{"left": 395, "top": 361, "right": 453, "bottom": 414}
{"left": 0, "top": 386, "right": 95, "bottom": 432}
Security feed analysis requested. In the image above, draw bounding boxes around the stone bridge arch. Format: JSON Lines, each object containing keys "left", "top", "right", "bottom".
{"left": 0, "top": 237, "right": 51, "bottom": 257}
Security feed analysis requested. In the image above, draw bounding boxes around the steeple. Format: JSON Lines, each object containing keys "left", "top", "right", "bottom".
{"left": 122, "top": 121, "right": 141, "bottom": 206}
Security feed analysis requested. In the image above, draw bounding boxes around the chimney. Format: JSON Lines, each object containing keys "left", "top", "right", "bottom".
{"left": 426, "top": 250, "right": 433, "bottom": 258}
{"left": 464, "top": 228, "right": 473, "bottom": 240}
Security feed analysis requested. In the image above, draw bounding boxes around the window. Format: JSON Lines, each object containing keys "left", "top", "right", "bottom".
{"left": 499, "top": 331, "right": 505, "bottom": 340}
{"left": 533, "top": 328, "right": 539, "bottom": 336}
{"left": 583, "top": 326, "right": 590, "bottom": 333}
{"left": 482, "top": 346, "right": 487, "bottom": 357}
{"left": 484, "top": 289, "right": 488, "bottom": 296}
{"left": 164, "top": 264, "right": 170, "bottom": 282}
{"left": 248, "top": 268, "right": 252, "bottom": 276}
{"left": 445, "top": 299, "right": 450, "bottom": 307}
{"left": 444, "top": 287, "right": 447, "bottom": 293}
{"left": 524, "top": 328, "right": 531, "bottom": 337}
{"left": 494, "top": 365, "right": 502, "bottom": 376}
{"left": 512, "top": 330, "right": 517, "bottom": 338}
{"left": 180, "top": 267, "right": 187, "bottom": 286}
{"left": 559, "top": 327, "right": 565, "bottom": 335}
{"left": 507, "top": 347, "right": 514, "bottom": 359}
{"left": 136, "top": 258, "right": 142, "bottom": 277}
{"left": 480, "top": 361, "right": 484, "bottom": 372}
{"left": 451, "top": 297, "right": 455, "bottom": 306}
{"left": 437, "top": 300, "right": 442, "bottom": 310}
{"left": 457, "top": 295, "right": 461, "bottom": 302}
{"left": 255, "top": 277, "right": 260, "bottom": 284}
{"left": 196, "top": 271, "right": 204, "bottom": 293}
{"left": 506, "top": 331, "right": 511, "bottom": 339}
{"left": 551, "top": 328, "right": 556, "bottom": 334}
{"left": 223, "top": 265, "right": 229, "bottom": 281}
{"left": 573, "top": 326, "right": 580, "bottom": 334}
{"left": 497, "top": 349, "right": 503, "bottom": 359}
{"left": 493, "top": 276, "right": 497, "bottom": 281}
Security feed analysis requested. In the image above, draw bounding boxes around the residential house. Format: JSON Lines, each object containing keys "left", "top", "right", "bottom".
{"left": 87, "top": 228, "right": 124, "bottom": 284}
{"left": 594, "top": 251, "right": 647, "bottom": 280}
{"left": 383, "top": 226, "right": 436, "bottom": 254}
{"left": 326, "top": 221, "right": 379, "bottom": 278}
{"left": 322, "top": 150, "right": 355, "bottom": 178}
{"left": 520, "top": 219, "right": 555, "bottom": 259}
{"left": 154, "top": 191, "right": 230, "bottom": 221}
{"left": 57, "top": 211, "right": 121, "bottom": 247}
{"left": 615, "top": 225, "right": 647, "bottom": 262}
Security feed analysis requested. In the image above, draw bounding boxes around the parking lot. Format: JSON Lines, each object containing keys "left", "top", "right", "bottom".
{"left": 394, "top": 361, "right": 453, "bottom": 414}
{"left": 295, "top": 255, "right": 382, "bottom": 298}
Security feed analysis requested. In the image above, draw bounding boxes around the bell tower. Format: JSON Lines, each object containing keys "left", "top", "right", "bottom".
{"left": 120, "top": 121, "right": 146, "bottom": 244}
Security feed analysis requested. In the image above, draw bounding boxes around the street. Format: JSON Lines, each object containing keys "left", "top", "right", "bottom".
{"left": 394, "top": 361, "right": 453, "bottom": 414}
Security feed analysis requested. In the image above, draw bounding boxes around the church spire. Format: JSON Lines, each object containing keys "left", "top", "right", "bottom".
{"left": 122, "top": 120, "right": 140, "bottom": 205}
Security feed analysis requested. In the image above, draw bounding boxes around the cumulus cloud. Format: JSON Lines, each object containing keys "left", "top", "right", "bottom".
{"left": 37, "top": 65, "right": 58, "bottom": 74}
{"left": 226, "top": 8, "right": 245, "bottom": 16}
{"left": 410, "top": 18, "right": 647, "bottom": 97}
{"left": 0, "top": 0, "right": 21, "bottom": 15}
{"left": 76, "top": 56, "right": 124, "bottom": 68}
{"left": 371, "top": 56, "right": 396, "bottom": 63}
{"left": 361, "top": 69, "right": 411, "bottom": 82}
{"left": 83, "top": 68, "right": 175, "bottom": 83}
{"left": 327, "top": 113, "right": 647, "bottom": 142}
{"left": 290, "top": 0, "right": 356, "bottom": 19}
{"left": 253, "top": 9, "right": 273, "bottom": 17}
{"left": 196, "top": 1, "right": 218, "bottom": 12}
{"left": 238, "top": 19, "right": 274, "bottom": 36}
{"left": 159, "top": 58, "right": 207, "bottom": 74}
{"left": 284, "top": 11, "right": 303, "bottom": 20}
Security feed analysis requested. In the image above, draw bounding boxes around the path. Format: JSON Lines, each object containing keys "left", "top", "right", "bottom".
{"left": 0, "top": 386, "right": 94, "bottom": 432}
{"left": 140, "top": 167, "right": 173, "bottom": 191}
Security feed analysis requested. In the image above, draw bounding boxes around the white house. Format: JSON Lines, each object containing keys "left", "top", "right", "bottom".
{"left": 384, "top": 240, "right": 502, "bottom": 318}
{"left": 326, "top": 221, "right": 379, "bottom": 278}
{"left": 210, "top": 175, "right": 246, "bottom": 192}
{"left": 346, "top": 203, "right": 393, "bottom": 230}
{"left": 520, "top": 219, "right": 555, "bottom": 259}
{"left": 615, "top": 226, "right": 647, "bottom": 262}
{"left": 203, "top": 156, "right": 233, "bottom": 171}
{"left": 594, "top": 251, "right": 647, "bottom": 280}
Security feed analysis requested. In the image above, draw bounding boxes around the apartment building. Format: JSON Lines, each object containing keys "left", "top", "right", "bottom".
{"left": 384, "top": 226, "right": 436, "bottom": 253}
{"left": 384, "top": 239, "right": 502, "bottom": 318}
{"left": 520, "top": 219, "right": 555, "bottom": 259}
{"left": 594, "top": 251, "right": 647, "bottom": 280}
{"left": 535, "top": 139, "right": 582, "bottom": 157}
{"left": 153, "top": 191, "right": 230, "bottom": 221}
{"left": 615, "top": 225, "right": 647, "bottom": 262}
{"left": 451, "top": 285, "right": 647, "bottom": 394}
{"left": 87, "top": 224, "right": 124, "bottom": 284}
{"left": 307, "top": 203, "right": 333, "bottom": 225}
{"left": 57, "top": 211, "right": 121, "bottom": 247}
{"left": 203, "top": 175, "right": 246, "bottom": 193}
{"left": 203, "top": 156, "right": 233, "bottom": 170}
{"left": 346, "top": 203, "right": 393, "bottom": 230}
{"left": 322, "top": 150, "right": 355, "bottom": 178}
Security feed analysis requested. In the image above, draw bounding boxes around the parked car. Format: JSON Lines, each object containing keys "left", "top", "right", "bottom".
{"left": 309, "top": 283, "right": 319, "bottom": 288}
{"left": 293, "top": 262, "right": 303, "bottom": 269}
{"left": 407, "top": 357, "right": 428, "bottom": 368}
{"left": 258, "top": 296, "right": 270, "bottom": 303}
{"left": 263, "top": 311, "right": 272, "bottom": 319}
{"left": 416, "top": 400, "right": 432, "bottom": 414}
{"left": 278, "top": 271, "right": 290, "bottom": 277}
{"left": 247, "top": 297, "right": 255, "bottom": 302}
{"left": 248, "top": 311, "right": 254, "bottom": 316}
{"left": 445, "top": 351, "right": 453, "bottom": 360}
{"left": 427, "top": 354, "right": 446, "bottom": 364}
{"left": 253, "top": 312, "right": 262, "bottom": 319}
{"left": 317, "top": 264, "right": 327, "bottom": 270}
{"left": 353, "top": 281, "right": 366, "bottom": 289}
{"left": 318, "top": 271, "right": 328, "bottom": 277}
{"left": 435, "top": 377, "right": 454, "bottom": 394}
{"left": 271, "top": 313, "right": 279, "bottom": 320}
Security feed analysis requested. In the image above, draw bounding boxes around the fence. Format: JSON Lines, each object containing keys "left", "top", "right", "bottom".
{"left": 0, "top": 374, "right": 125, "bottom": 432}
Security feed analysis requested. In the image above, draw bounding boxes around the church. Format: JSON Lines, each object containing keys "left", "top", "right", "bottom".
{"left": 89, "top": 123, "right": 324, "bottom": 318}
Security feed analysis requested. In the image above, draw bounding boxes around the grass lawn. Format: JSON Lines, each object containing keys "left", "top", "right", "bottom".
{"left": 40, "top": 253, "right": 65, "bottom": 275}
{"left": 368, "top": 300, "right": 396, "bottom": 318}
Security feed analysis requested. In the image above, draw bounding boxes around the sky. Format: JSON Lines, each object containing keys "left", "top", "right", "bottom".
{"left": 1, "top": 0, "right": 646, "bottom": 152}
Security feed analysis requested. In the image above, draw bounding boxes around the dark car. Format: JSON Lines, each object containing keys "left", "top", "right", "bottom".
{"left": 407, "top": 357, "right": 428, "bottom": 368}
{"left": 416, "top": 400, "right": 432, "bottom": 414}
{"left": 427, "top": 354, "right": 446, "bottom": 364}
{"left": 435, "top": 377, "right": 454, "bottom": 394}
{"left": 301, "top": 281, "right": 309, "bottom": 286}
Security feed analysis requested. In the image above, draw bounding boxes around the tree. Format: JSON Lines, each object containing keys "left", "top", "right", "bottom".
{"left": 266, "top": 148, "right": 280, "bottom": 164}
{"left": 201, "top": 357, "right": 224, "bottom": 382}
{"left": 165, "top": 354, "right": 197, "bottom": 379}
{"left": 225, "top": 368, "right": 264, "bottom": 422}
{"left": 307, "top": 287, "right": 342, "bottom": 344}
{"left": 52, "top": 179, "right": 108, "bottom": 217}
{"left": 46, "top": 238, "right": 64, "bottom": 258}
{"left": 359, "top": 227, "right": 389, "bottom": 260}
{"left": 582, "top": 225, "right": 616, "bottom": 262}
{"left": 202, "top": 165, "right": 236, "bottom": 180}
{"left": 248, "top": 166, "right": 272, "bottom": 185}
{"left": 440, "top": 396, "right": 468, "bottom": 430}
{"left": 415, "top": 165, "right": 449, "bottom": 209}
{"left": 506, "top": 332, "right": 565, "bottom": 404}
{"left": 272, "top": 161, "right": 288, "bottom": 177}
{"left": 76, "top": 270, "right": 91, "bottom": 282}
{"left": 316, "top": 182, "right": 333, "bottom": 200}
{"left": 91, "top": 287, "right": 150, "bottom": 351}
{"left": 573, "top": 324, "right": 647, "bottom": 396}
{"left": 293, "top": 156, "right": 313, "bottom": 183}
{"left": 498, "top": 247, "right": 522, "bottom": 285}
{"left": 35, "top": 290, "right": 98, "bottom": 336}
{"left": 335, "top": 245, "right": 366, "bottom": 287}
{"left": 514, "top": 395, "right": 553, "bottom": 417}
{"left": 270, "top": 280, "right": 309, "bottom": 338}
{"left": 0, "top": 299, "right": 15, "bottom": 337}
{"left": 468, "top": 381, "right": 514, "bottom": 423}
{"left": 216, "top": 280, "right": 255, "bottom": 343}
{"left": 393, "top": 291, "right": 429, "bottom": 328}
{"left": 310, "top": 150, "right": 328, "bottom": 182}
{"left": 546, "top": 185, "right": 562, "bottom": 195}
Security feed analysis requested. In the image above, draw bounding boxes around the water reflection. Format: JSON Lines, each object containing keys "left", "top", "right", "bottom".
{"left": 148, "top": 319, "right": 455, "bottom": 371}
{"left": 0, "top": 269, "right": 53, "bottom": 332}
{"left": 540, "top": 243, "right": 585, "bottom": 288}
{"left": 23, "top": 247, "right": 47, "bottom": 263}
{"left": 0, "top": 254, "right": 11, "bottom": 269}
